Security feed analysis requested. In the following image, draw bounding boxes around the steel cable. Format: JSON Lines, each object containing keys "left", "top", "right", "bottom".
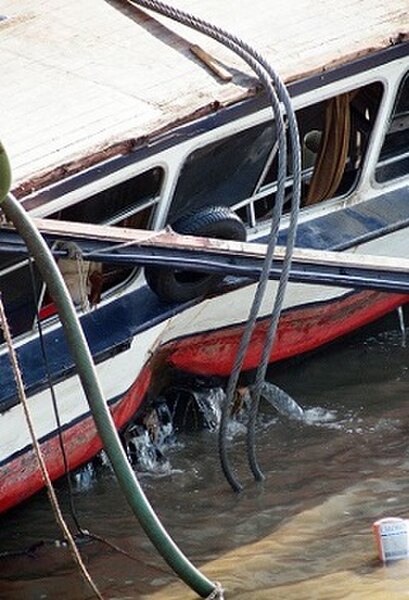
{"left": 127, "top": 0, "right": 301, "bottom": 490}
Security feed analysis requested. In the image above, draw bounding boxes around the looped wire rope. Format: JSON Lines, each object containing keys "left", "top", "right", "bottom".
{"left": 126, "top": 0, "right": 302, "bottom": 490}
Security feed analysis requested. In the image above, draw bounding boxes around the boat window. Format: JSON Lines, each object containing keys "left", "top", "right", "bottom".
{"left": 169, "top": 82, "right": 382, "bottom": 229}
{"left": 375, "top": 72, "right": 409, "bottom": 183}
{"left": 51, "top": 167, "right": 163, "bottom": 227}
{"left": 10, "top": 166, "right": 165, "bottom": 327}
{"left": 234, "top": 81, "right": 383, "bottom": 226}
{"left": 39, "top": 166, "right": 164, "bottom": 313}
{"left": 167, "top": 122, "right": 275, "bottom": 223}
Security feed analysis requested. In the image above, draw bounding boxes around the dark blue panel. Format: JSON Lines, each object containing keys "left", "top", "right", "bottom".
{"left": 0, "top": 286, "right": 182, "bottom": 412}
{"left": 278, "top": 187, "right": 409, "bottom": 250}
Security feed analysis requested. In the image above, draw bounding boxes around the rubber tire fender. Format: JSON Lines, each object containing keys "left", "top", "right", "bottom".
{"left": 144, "top": 206, "right": 246, "bottom": 303}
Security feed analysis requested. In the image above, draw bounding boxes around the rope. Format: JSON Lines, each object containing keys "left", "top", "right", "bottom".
{"left": 3, "top": 189, "right": 219, "bottom": 598}
{"left": 0, "top": 294, "right": 104, "bottom": 600}
{"left": 28, "top": 259, "right": 85, "bottom": 532}
{"left": 126, "top": 0, "right": 301, "bottom": 492}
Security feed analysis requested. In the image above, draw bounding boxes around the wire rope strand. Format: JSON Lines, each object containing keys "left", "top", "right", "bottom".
{"left": 126, "top": 0, "right": 301, "bottom": 490}
{"left": 28, "top": 258, "right": 87, "bottom": 532}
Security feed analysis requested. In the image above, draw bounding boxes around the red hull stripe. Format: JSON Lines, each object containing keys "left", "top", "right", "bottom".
{"left": 0, "top": 366, "right": 152, "bottom": 514}
{"left": 166, "top": 291, "right": 409, "bottom": 376}
{"left": 2, "top": 290, "right": 407, "bottom": 513}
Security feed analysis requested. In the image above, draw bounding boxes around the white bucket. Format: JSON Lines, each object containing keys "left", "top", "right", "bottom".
{"left": 373, "top": 517, "right": 409, "bottom": 562}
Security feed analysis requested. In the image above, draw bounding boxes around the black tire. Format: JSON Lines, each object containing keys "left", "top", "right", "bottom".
{"left": 145, "top": 206, "right": 246, "bottom": 303}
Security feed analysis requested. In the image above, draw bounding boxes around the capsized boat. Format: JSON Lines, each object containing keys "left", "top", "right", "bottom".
{"left": 0, "top": 0, "right": 408, "bottom": 512}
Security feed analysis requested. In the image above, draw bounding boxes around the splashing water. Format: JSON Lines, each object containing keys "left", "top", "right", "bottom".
{"left": 303, "top": 406, "right": 339, "bottom": 426}
{"left": 122, "top": 402, "right": 176, "bottom": 474}
{"left": 193, "top": 387, "right": 224, "bottom": 431}
{"left": 111, "top": 380, "right": 393, "bottom": 479}
{"left": 259, "top": 381, "right": 305, "bottom": 421}
{"left": 127, "top": 429, "right": 163, "bottom": 472}
{"left": 397, "top": 306, "right": 407, "bottom": 348}
{"left": 73, "top": 462, "right": 97, "bottom": 491}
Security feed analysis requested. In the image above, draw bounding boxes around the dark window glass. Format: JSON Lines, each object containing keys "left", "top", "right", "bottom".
{"left": 376, "top": 72, "right": 409, "bottom": 182}
{"left": 0, "top": 261, "right": 42, "bottom": 342}
{"left": 0, "top": 253, "right": 24, "bottom": 273}
{"left": 52, "top": 167, "right": 163, "bottom": 227}
{"left": 167, "top": 122, "right": 275, "bottom": 223}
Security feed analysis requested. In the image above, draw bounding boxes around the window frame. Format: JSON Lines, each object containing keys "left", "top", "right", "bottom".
{"left": 232, "top": 80, "right": 384, "bottom": 231}
{"left": 375, "top": 69, "right": 409, "bottom": 185}
{"left": 0, "top": 164, "right": 165, "bottom": 339}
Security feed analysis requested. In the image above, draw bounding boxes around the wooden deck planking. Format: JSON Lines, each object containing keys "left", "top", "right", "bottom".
{"left": 0, "top": 0, "right": 407, "bottom": 188}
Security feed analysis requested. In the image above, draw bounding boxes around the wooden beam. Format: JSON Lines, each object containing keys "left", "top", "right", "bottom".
{"left": 1, "top": 217, "right": 408, "bottom": 293}
{"left": 29, "top": 217, "right": 409, "bottom": 277}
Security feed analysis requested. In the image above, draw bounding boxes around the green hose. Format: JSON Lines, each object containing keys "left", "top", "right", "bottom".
{"left": 0, "top": 142, "right": 11, "bottom": 203}
{"left": 0, "top": 147, "right": 217, "bottom": 598}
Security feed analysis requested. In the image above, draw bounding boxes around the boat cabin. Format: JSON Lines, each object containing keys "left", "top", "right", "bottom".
{"left": 0, "top": 0, "right": 408, "bottom": 340}
{"left": 0, "top": 0, "right": 409, "bottom": 515}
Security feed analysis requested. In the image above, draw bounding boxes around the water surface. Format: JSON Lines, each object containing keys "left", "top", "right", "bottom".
{"left": 1, "top": 312, "right": 409, "bottom": 599}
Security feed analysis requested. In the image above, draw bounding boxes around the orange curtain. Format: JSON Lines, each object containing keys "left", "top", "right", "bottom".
{"left": 305, "top": 93, "right": 351, "bottom": 206}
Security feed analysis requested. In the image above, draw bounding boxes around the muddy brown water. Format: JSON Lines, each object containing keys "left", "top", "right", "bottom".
{"left": 1, "top": 312, "right": 409, "bottom": 599}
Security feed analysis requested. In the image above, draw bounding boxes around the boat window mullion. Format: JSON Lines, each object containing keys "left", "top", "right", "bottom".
{"left": 252, "top": 139, "right": 280, "bottom": 195}
{"left": 249, "top": 202, "right": 256, "bottom": 228}
{"left": 104, "top": 194, "right": 161, "bottom": 227}
{"left": 375, "top": 70, "right": 409, "bottom": 183}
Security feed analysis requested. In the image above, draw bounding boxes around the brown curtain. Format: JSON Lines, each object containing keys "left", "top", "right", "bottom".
{"left": 305, "top": 93, "right": 352, "bottom": 206}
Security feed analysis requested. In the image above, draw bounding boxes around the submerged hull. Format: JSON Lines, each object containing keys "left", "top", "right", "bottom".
{"left": 0, "top": 7, "right": 408, "bottom": 512}
{"left": 1, "top": 278, "right": 407, "bottom": 513}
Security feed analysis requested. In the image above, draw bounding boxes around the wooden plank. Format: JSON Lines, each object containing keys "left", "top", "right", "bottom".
{"left": 28, "top": 217, "right": 409, "bottom": 276}
{"left": 1, "top": 217, "right": 408, "bottom": 292}
{"left": 190, "top": 45, "right": 233, "bottom": 82}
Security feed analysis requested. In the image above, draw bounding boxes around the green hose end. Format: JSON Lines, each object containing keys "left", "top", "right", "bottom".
{"left": 0, "top": 141, "right": 12, "bottom": 204}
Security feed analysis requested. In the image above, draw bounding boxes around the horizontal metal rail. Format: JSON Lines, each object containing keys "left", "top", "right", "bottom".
{"left": 0, "top": 218, "right": 408, "bottom": 294}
